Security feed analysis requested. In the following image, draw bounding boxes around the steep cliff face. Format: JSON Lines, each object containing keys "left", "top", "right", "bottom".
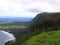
{"left": 31, "top": 12, "right": 60, "bottom": 31}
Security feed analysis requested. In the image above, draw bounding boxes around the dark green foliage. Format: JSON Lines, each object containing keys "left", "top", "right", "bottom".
{"left": 30, "top": 12, "right": 60, "bottom": 31}
{"left": 5, "top": 41, "right": 15, "bottom": 45}
{"left": 5, "top": 12, "right": 60, "bottom": 45}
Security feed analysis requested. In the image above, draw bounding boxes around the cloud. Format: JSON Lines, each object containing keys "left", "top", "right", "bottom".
{"left": 23, "top": 0, "right": 60, "bottom": 12}
{"left": 0, "top": 0, "right": 60, "bottom": 17}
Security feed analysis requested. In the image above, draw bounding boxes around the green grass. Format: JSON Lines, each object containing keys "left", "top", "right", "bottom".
{"left": 22, "top": 30, "right": 60, "bottom": 45}
{"left": 5, "top": 30, "right": 60, "bottom": 45}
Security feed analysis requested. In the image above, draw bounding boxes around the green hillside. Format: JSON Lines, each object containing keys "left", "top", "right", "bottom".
{"left": 30, "top": 12, "right": 60, "bottom": 31}
{"left": 5, "top": 30, "right": 60, "bottom": 45}
{"left": 22, "top": 30, "right": 60, "bottom": 45}
{"left": 5, "top": 12, "right": 60, "bottom": 45}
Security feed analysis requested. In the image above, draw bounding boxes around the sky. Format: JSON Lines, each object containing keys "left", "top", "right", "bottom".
{"left": 0, "top": 0, "right": 60, "bottom": 17}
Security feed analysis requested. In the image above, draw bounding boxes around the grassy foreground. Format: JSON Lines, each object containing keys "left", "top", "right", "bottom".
{"left": 21, "top": 30, "right": 60, "bottom": 45}
{"left": 5, "top": 30, "right": 60, "bottom": 45}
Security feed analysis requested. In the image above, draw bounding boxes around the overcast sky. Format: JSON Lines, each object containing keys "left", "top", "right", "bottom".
{"left": 0, "top": 0, "right": 60, "bottom": 17}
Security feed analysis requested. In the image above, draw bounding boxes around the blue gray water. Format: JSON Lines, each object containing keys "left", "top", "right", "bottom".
{"left": 0, "top": 30, "right": 15, "bottom": 45}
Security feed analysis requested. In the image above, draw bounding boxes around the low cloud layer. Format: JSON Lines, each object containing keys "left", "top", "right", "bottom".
{"left": 0, "top": 0, "right": 60, "bottom": 17}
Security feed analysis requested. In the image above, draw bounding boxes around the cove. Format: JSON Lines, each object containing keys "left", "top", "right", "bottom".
{"left": 0, "top": 30, "right": 15, "bottom": 45}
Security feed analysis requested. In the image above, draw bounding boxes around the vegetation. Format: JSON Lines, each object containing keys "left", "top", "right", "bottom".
{"left": 0, "top": 22, "right": 30, "bottom": 38}
{"left": 5, "top": 12, "right": 60, "bottom": 45}
{"left": 5, "top": 30, "right": 60, "bottom": 45}
{"left": 22, "top": 30, "right": 60, "bottom": 45}
{"left": 31, "top": 12, "right": 60, "bottom": 30}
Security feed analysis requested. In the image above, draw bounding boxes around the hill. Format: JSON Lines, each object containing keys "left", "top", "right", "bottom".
{"left": 30, "top": 12, "right": 60, "bottom": 31}
{"left": 22, "top": 30, "right": 60, "bottom": 45}
{"left": 5, "top": 12, "right": 60, "bottom": 45}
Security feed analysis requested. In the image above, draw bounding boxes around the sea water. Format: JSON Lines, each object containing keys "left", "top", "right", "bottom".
{"left": 0, "top": 30, "right": 15, "bottom": 45}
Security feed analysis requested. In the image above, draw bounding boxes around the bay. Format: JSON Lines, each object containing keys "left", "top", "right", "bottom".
{"left": 0, "top": 30, "right": 15, "bottom": 45}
